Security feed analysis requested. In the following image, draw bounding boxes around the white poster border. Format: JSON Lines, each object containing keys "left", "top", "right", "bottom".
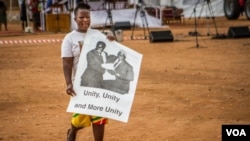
{"left": 67, "top": 29, "right": 143, "bottom": 123}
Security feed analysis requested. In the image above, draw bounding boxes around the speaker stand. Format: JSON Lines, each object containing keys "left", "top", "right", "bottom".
{"left": 198, "top": 0, "right": 226, "bottom": 39}
{"left": 131, "top": 4, "right": 150, "bottom": 40}
{"left": 190, "top": 1, "right": 200, "bottom": 48}
{"left": 102, "top": 8, "right": 117, "bottom": 40}
{"left": 188, "top": 0, "right": 207, "bottom": 49}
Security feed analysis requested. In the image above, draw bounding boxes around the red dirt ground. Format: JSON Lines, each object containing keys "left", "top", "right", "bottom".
{"left": 0, "top": 16, "right": 250, "bottom": 141}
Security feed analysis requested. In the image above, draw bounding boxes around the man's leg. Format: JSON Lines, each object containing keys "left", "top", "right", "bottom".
{"left": 68, "top": 114, "right": 91, "bottom": 141}
{"left": 92, "top": 124, "right": 105, "bottom": 141}
{"left": 67, "top": 124, "right": 82, "bottom": 141}
{"left": 4, "top": 21, "right": 7, "bottom": 31}
{"left": 22, "top": 21, "right": 25, "bottom": 30}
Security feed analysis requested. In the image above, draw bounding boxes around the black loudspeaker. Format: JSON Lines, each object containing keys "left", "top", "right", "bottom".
{"left": 149, "top": 30, "right": 174, "bottom": 42}
{"left": 227, "top": 26, "right": 250, "bottom": 38}
{"left": 114, "top": 21, "right": 131, "bottom": 30}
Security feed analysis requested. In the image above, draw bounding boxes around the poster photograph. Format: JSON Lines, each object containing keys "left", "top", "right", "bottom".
{"left": 67, "top": 28, "right": 143, "bottom": 123}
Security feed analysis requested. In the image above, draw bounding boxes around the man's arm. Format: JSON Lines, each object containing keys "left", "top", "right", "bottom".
{"left": 87, "top": 52, "right": 106, "bottom": 74}
{"left": 116, "top": 63, "right": 134, "bottom": 81}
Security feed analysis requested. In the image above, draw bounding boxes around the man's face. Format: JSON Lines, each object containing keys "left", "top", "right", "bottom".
{"left": 118, "top": 54, "right": 125, "bottom": 61}
{"left": 96, "top": 47, "right": 104, "bottom": 53}
{"left": 74, "top": 9, "right": 90, "bottom": 32}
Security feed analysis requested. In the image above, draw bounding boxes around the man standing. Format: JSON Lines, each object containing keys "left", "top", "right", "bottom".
{"left": 80, "top": 41, "right": 108, "bottom": 88}
{"left": 20, "top": 0, "right": 28, "bottom": 31}
{"left": 0, "top": 0, "right": 7, "bottom": 31}
{"left": 103, "top": 50, "right": 134, "bottom": 94}
{"left": 29, "top": 0, "right": 40, "bottom": 31}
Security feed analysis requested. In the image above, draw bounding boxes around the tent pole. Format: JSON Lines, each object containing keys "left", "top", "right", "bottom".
{"left": 10, "top": 0, "right": 12, "bottom": 22}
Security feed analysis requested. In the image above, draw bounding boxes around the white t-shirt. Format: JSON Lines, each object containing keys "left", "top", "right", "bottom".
{"left": 61, "top": 30, "right": 86, "bottom": 80}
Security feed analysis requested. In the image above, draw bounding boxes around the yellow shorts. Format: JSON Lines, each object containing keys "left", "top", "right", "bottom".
{"left": 71, "top": 113, "right": 108, "bottom": 128}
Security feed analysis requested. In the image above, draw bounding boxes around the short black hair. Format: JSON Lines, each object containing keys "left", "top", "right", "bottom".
{"left": 117, "top": 50, "right": 126, "bottom": 58}
{"left": 95, "top": 41, "right": 106, "bottom": 50}
{"left": 74, "top": 2, "right": 91, "bottom": 16}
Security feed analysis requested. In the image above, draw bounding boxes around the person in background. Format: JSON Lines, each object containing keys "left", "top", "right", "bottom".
{"left": 0, "top": 0, "right": 8, "bottom": 31}
{"left": 29, "top": 0, "right": 41, "bottom": 31}
{"left": 20, "top": 0, "right": 28, "bottom": 31}
{"left": 45, "top": 0, "right": 52, "bottom": 13}
{"left": 61, "top": 2, "right": 115, "bottom": 141}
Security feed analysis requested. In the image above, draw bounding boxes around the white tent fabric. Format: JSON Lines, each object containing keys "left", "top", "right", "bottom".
{"left": 70, "top": 0, "right": 224, "bottom": 30}
{"left": 8, "top": 0, "right": 225, "bottom": 31}
{"left": 181, "top": 0, "right": 224, "bottom": 18}
{"left": 71, "top": 8, "right": 162, "bottom": 30}
{"left": 140, "top": 0, "right": 224, "bottom": 18}
{"left": 91, "top": 9, "right": 162, "bottom": 27}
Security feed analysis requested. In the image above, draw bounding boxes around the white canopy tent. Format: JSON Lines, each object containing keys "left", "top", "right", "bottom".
{"left": 129, "top": 0, "right": 224, "bottom": 16}
{"left": 11, "top": 0, "right": 223, "bottom": 31}
{"left": 8, "top": 0, "right": 225, "bottom": 31}
{"left": 9, "top": 0, "right": 13, "bottom": 22}
{"left": 132, "top": 0, "right": 224, "bottom": 18}
{"left": 70, "top": 0, "right": 224, "bottom": 30}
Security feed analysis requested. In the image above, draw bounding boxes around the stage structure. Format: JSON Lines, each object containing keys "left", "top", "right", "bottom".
{"left": 42, "top": 0, "right": 225, "bottom": 33}
{"left": 44, "top": 0, "right": 71, "bottom": 33}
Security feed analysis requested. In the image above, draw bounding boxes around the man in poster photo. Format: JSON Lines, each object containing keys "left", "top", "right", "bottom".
{"left": 102, "top": 50, "right": 134, "bottom": 94}
{"left": 80, "top": 41, "right": 108, "bottom": 88}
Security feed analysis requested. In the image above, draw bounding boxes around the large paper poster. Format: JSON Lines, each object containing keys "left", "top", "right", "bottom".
{"left": 67, "top": 29, "right": 143, "bottom": 123}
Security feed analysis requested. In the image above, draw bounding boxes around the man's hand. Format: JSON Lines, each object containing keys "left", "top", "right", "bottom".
{"left": 107, "top": 69, "right": 115, "bottom": 75}
{"left": 66, "top": 83, "right": 76, "bottom": 96}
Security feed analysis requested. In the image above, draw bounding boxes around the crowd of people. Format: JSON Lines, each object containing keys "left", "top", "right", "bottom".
{"left": 2, "top": 0, "right": 69, "bottom": 32}
{"left": 1, "top": 0, "right": 114, "bottom": 32}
